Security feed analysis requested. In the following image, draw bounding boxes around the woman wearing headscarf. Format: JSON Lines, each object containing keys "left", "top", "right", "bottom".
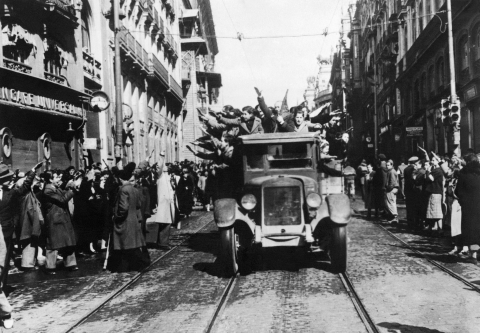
{"left": 146, "top": 152, "right": 177, "bottom": 250}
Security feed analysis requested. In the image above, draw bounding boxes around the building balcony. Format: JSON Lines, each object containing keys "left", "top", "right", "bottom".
{"left": 148, "top": 53, "right": 169, "bottom": 86}
{"left": 143, "top": 0, "right": 154, "bottom": 24}
{"left": 33, "top": 0, "right": 78, "bottom": 27}
{"left": 83, "top": 50, "right": 102, "bottom": 85}
{"left": 118, "top": 31, "right": 149, "bottom": 72}
{"left": 169, "top": 75, "right": 183, "bottom": 101}
{"left": 2, "top": 58, "right": 32, "bottom": 75}
{"left": 44, "top": 71, "right": 66, "bottom": 85}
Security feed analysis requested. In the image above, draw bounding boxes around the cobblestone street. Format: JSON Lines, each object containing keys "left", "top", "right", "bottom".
{"left": 2, "top": 198, "right": 478, "bottom": 333}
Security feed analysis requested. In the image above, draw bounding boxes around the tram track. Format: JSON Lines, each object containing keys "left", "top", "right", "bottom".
{"left": 375, "top": 223, "right": 480, "bottom": 294}
{"left": 62, "top": 217, "right": 216, "bottom": 333}
{"left": 339, "top": 272, "right": 380, "bottom": 333}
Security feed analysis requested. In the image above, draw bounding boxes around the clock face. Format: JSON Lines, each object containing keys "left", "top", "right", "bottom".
{"left": 90, "top": 91, "right": 110, "bottom": 111}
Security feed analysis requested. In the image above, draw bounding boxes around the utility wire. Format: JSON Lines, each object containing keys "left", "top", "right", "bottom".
{"left": 125, "top": 10, "right": 447, "bottom": 40}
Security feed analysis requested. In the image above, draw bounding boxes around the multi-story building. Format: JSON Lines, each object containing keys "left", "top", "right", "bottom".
{"left": 313, "top": 56, "right": 332, "bottom": 109}
{"left": 106, "top": 0, "right": 183, "bottom": 165}
{"left": 0, "top": 0, "right": 91, "bottom": 171}
{"left": 179, "top": 0, "right": 221, "bottom": 162}
{"left": 350, "top": 0, "right": 480, "bottom": 162}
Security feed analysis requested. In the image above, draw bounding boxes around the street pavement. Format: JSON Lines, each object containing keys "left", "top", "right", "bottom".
{"left": 4, "top": 198, "right": 480, "bottom": 332}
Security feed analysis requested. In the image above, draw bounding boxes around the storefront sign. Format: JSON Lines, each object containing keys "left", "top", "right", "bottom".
{"left": 0, "top": 86, "right": 81, "bottom": 116}
{"left": 367, "top": 143, "right": 374, "bottom": 148}
{"left": 406, "top": 126, "right": 423, "bottom": 137}
{"left": 464, "top": 85, "right": 477, "bottom": 102}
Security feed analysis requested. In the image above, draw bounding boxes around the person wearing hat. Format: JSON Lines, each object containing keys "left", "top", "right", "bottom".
{"left": 0, "top": 161, "right": 42, "bottom": 329}
{"left": 404, "top": 156, "right": 419, "bottom": 229}
{"left": 107, "top": 162, "right": 150, "bottom": 272}
{"left": 42, "top": 170, "right": 82, "bottom": 274}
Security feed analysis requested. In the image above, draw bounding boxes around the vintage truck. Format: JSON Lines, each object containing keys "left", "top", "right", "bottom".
{"left": 214, "top": 132, "right": 351, "bottom": 276}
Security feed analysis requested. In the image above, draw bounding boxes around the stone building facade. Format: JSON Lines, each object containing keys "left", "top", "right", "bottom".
{"left": 179, "top": 0, "right": 221, "bottom": 162}
{"left": 0, "top": 0, "right": 92, "bottom": 171}
{"left": 349, "top": 0, "right": 480, "bottom": 163}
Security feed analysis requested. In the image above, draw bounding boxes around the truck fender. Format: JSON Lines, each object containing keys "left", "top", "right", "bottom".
{"left": 325, "top": 194, "right": 351, "bottom": 224}
{"left": 214, "top": 199, "right": 237, "bottom": 228}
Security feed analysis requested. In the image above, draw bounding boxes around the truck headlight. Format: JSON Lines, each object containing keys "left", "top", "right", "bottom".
{"left": 241, "top": 194, "right": 257, "bottom": 210}
{"left": 306, "top": 192, "right": 322, "bottom": 208}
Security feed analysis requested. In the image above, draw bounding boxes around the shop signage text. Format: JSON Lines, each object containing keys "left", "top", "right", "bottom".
{"left": 0, "top": 87, "right": 81, "bottom": 116}
{"left": 406, "top": 127, "right": 423, "bottom": 137}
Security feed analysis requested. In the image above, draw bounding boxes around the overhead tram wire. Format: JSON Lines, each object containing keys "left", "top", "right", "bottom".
{"left": 220, "top": 0, "right": 258, "bottom": 85}
{"left": 125, "top": 10, "right": 448, "bottom": 41}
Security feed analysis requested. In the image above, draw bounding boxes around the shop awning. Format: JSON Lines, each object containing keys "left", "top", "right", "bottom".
{"left": 181, "top": 36, "right": 208, "bottom": 54}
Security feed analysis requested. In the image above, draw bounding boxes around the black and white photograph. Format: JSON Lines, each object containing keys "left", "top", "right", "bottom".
{"left": 0, "top": 0, "right": 479, "bottom": 332}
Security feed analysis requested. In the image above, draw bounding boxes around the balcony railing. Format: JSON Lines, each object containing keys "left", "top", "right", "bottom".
{"left": 119, "top": 30, "right": 149, "bottom": 70}
{"left": 3, "top": 58, "right": 32, "bottom": 74}
{"left": 152, "top": 54, "right": 169, "bottom": 84}
{"left": 83, "top": 50, "right": 102, "bottom": 83}
{"left": 44, "top": 71, "right": 66, "bottom": 85}
{"left": 170, "top": 75, "right": 183, "bottom": 99}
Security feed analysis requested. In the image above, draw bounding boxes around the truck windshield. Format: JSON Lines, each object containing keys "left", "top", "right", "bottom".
{"left": 267, "top": 143, "right": 312, "bottom": 169}
{"left": 245, "top": 145, "right": 266, "bottom": 170}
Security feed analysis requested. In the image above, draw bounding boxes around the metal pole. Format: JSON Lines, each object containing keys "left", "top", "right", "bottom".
{"left": 373, "top": 51, "right": 378, "bottom": 159}
{"left": 447, "top": 0, "right": 457, "bottom": 103}
{"left": 446, "top": 0, "right": 460, "bottom": 156}
{"left": 113, "top": 0, "right": 123, "bottom": 165}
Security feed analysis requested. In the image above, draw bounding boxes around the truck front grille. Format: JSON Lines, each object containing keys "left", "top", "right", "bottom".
{"left": 264, "top": 186, "right": 302, "bottom": 226}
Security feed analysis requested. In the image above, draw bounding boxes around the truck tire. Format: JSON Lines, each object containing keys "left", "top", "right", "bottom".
{"left": 219, "top": 227, "right": 238, "bottom": 277}
{"left": 330, "top": 226, "right": 347, "bottom": 273}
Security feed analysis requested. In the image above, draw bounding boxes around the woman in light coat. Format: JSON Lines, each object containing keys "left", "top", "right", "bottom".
{"left": 147, "top": 152, "right": 177, "bottom": 250}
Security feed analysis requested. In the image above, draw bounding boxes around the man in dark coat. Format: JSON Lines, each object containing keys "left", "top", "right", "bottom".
{"left": 17, "top": 173, "right": 44, "bottom": 270}
{"left": 0, "top": 162, "right": 40, "bottom": 329}
{"left": 42, "top": 170, "right": 81, "bottom": 274}
{"left": 403, "top": 156, "right": 419, "bottom": 229}
{"left": 455, "top": 153, "right": 480, "bottom": 265}
{"left": 108, "top": 163, "right": 150, "bottom": 272}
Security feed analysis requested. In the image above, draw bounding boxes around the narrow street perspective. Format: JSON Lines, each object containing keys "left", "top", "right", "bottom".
{"left": 0, "top": 0, "right": 479, "bottom": 332}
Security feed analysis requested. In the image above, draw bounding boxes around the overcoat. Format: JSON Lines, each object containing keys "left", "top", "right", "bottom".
{"left": 455, "top": 164, "right": 480, "bottom": 245}
{"left": 113, "top": 182, "right": 146, "bottom": 250}
{"left": 147, "top": 169, "right": 177, "bottom": 225}
{"left": 18, "top": 190, "right": 43, "bottom": 241}
{"left": 42, "top": 184, "right": 76, "bottom": 250}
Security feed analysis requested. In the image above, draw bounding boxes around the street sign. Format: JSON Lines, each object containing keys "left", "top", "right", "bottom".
{"left": 83, "top": 138, "right": 102, "bottom": 150}
{"left": 406, "top": 127, "right": 423, "bottom": 137}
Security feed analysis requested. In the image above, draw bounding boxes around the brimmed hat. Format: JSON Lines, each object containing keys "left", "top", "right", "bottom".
{"left": 408, "top": 156, "right": 419, "bottom": 163}
{"left": 0, "top": 163, "right": 14, "bottom": 180}
{"left": 378, "top": 154, "right": 386, "bottom": 160}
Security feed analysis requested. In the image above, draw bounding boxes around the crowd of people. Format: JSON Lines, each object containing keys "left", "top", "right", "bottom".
{"left": 359, "top": 148, "right": 480, "bottom": 266}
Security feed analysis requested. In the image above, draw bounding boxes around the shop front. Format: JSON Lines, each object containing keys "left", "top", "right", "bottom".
{"left": 0, "top": 67, "right": 90, "bottom": 171}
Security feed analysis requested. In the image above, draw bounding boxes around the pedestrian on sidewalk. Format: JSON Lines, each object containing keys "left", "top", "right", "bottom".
{"left": 146, "top": 152, "right": 177, "bottom": 250}
{"left": 42, "top": 170, "right": 81, "bottom": 274}
{"left": 424, "top": 155, "right": 445, "bottom": 236}
{"left": 108, "top": 163, "right": 150, "bottom": 272}
{"left": 365, "top": 163, "right": 374, "bottom": 215}
{"left": 455, "top": 153, "right": 480, "bottom": 265}
{"left": 403, "top": 156, "right": 419, "bottom": 229}
{"left": 357, "top": 159, "right": 368, "bottom": 200}
{"left": 397, "top": 157, "right": 407, "bottom": 200}
{"left": 384, "top": 159, "right": 399, "bottom": 223}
